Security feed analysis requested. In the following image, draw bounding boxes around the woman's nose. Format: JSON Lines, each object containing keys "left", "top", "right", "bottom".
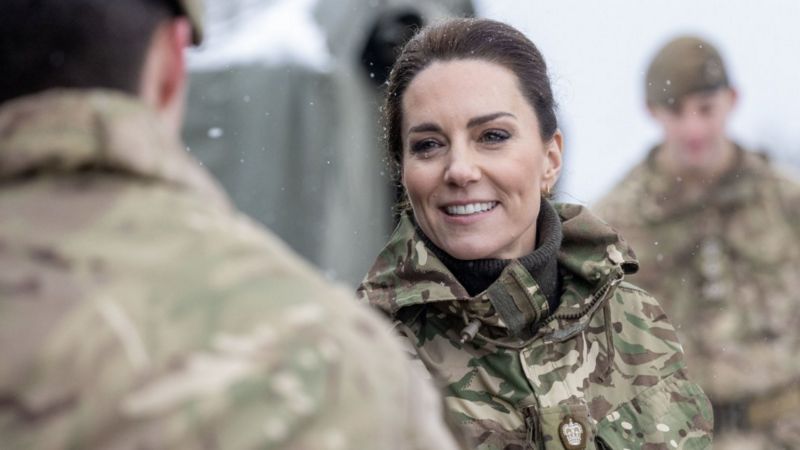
{"left": 443, "top": 144, "right": 481, "bottom": 187}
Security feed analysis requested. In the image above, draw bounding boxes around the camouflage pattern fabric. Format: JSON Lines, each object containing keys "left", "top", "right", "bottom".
{"left": 0, "top": 89, "right": 464, "bottom": 450}
{"left": 595, "top": 144, "right": 800, "bottom": 449}
{"left": 358, "top": 204, "right": 713, "bottom": 450}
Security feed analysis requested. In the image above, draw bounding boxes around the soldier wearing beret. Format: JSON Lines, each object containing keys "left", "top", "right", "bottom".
{"left": 0, "top": 1, "right": 465, "bottom": 449}
{"left": 596, "top": 35, "right": 800, "bottom": 449}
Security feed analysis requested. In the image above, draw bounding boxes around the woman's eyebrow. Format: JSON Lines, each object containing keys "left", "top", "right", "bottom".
{"left": 408, "top": 123, "right": 442, "bottom": 134}
{"left": 467, "top": 112, "right": 516, "bottom": 128}
{"left": 407, "top": 112, "right": 516, "bottom": 135}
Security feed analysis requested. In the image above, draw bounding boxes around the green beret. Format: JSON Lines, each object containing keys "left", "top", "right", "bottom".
{"left": 175, "top": 0, "right": 204, "bottom": 45}
{"left": 645, "top": 36, "right": 729, "bottom": 107}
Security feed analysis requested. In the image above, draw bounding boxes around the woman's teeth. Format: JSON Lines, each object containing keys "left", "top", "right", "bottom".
{"left": 445, "top": 202, "right": 497, "bottom": 216}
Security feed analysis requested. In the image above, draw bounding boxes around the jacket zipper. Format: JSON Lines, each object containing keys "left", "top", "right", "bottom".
{"left": 541, "top": 271, "right": 623, "bottom": 327}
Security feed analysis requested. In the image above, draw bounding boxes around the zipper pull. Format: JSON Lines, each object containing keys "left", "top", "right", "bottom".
{"left": 459, "top": 319, "right": 481, "bottom": 344}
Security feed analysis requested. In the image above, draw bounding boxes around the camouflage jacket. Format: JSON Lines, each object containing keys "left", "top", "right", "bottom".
{"left": 595, "top": 145, "right": 800, "bottom": 447}
{"left": 358, "top": 204, "right": 713, "bottom": 450}
{"left": 0, "top": 90, "right": 464, "bottom": 450}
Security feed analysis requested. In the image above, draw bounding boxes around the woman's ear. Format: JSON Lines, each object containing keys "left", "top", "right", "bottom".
{"left": 541, "top": 130, "right": 564, "bottom": 190}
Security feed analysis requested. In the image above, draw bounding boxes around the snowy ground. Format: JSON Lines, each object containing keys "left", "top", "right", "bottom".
{"left": 475, "top": 0, "right": 800, "bottom": 204}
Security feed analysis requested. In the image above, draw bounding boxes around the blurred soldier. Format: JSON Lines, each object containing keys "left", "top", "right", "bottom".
{"left": 596, "top": 35, "right": 800, "bottom": 449}
{"left": 184, "top": 0, "right": 474, "bottom": 286}
{"left": 0, "top": 1, "right": 465, "bottom": 449}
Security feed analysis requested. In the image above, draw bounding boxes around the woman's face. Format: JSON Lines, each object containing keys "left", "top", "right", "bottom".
{"left": 401, "top": 59, "right": 562, "bottom": 260}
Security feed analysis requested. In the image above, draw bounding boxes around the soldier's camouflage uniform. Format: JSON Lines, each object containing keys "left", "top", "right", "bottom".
{"left": 0, "top": 89, "right": 464, "bottom": 450}
{"left": 595, "top": 145, "right": 800, "bottom": 448}
{"left": 358, "top": 204, "right": 713, "bottom": 450}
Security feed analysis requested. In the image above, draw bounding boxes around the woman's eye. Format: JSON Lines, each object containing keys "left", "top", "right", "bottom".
{"left": 480, "top": 129, "right": 511, "bottom": 144}
{"left": 410, "top": 139, "right": 441, "bottom": 155}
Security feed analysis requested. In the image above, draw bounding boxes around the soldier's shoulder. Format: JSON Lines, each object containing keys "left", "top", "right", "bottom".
{"left": 740, "top": 150, "right": 800, "bottom": 217}
{"left": 767, "top": 160, "right": 800, "bottom": 200}
{"left": 592, "top": 161, "right": 651, "bottom": 225}
{"left": 743, "top": 149, "right": 800, "bottom": 188}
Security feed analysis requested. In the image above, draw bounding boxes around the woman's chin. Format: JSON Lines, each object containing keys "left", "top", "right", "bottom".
{"left": 440, "top": 242, "right": 498, "bottom": 261}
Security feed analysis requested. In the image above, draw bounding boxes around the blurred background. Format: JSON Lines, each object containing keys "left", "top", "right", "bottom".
{"left": 184, "top": 0, "right": 800, "bottom": 287}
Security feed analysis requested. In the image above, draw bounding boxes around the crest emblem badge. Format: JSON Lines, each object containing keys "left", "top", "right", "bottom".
{"left": 559, "top": 416, "right": 587, "bottom": 450}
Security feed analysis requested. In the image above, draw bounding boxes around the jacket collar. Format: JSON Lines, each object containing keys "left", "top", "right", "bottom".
{"left": 0, "top": 89, "right": 229, "bottom": 207}
{"left": 358, "top": 204, "right": 638, "bottom": 333}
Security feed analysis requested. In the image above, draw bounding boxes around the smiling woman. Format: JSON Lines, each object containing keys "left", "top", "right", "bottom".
{"left": 401, "top": 58, "right": 562, "bottom": 261}
{"left": 358, "top": 18, "right": 714, "bottom": 450}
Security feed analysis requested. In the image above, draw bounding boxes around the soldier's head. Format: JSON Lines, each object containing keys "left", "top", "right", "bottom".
{"left": 645, "top": 35, "right": 737, "bottom": 174}
{"left": 0, "top": 0, "right": 204, "bottom": 132}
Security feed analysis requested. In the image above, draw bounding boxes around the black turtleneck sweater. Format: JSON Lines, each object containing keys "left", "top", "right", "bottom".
{"left": 417, "top": 199, "right": 564, "bottom": 312}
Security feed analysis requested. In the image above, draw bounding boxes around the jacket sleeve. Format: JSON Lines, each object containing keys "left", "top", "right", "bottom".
{"left": 595, "top": 284, "right": 714, "bottom": 449}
